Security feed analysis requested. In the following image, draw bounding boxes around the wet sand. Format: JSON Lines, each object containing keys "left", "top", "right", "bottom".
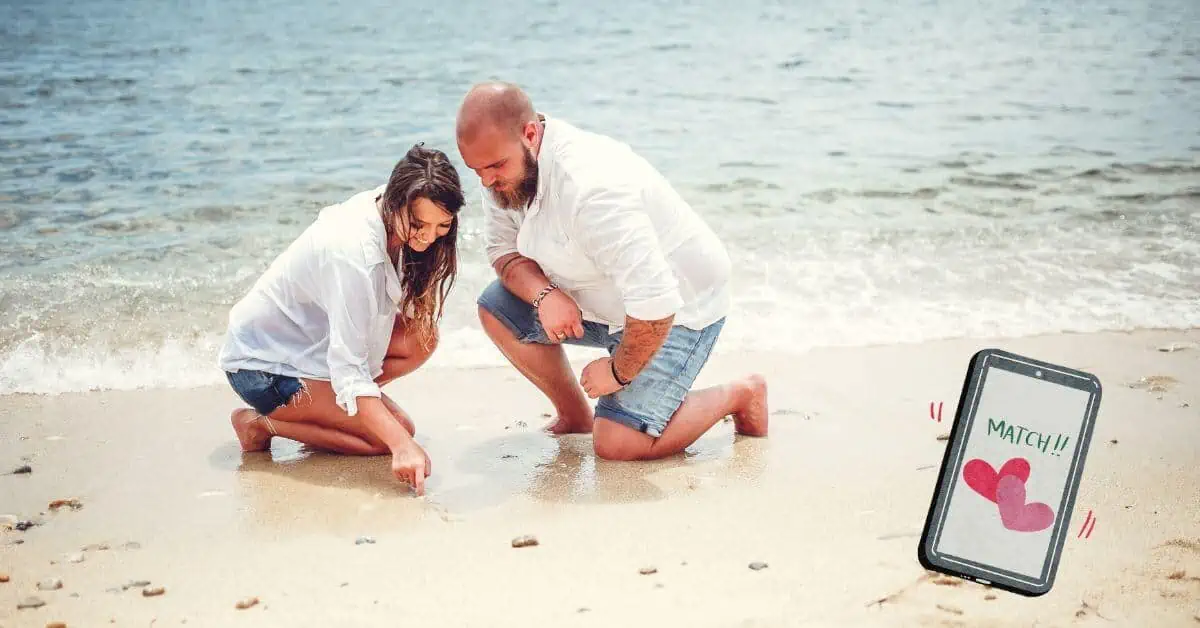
{"left": 1, "top": 330, "right": 1198, "bottom": 627}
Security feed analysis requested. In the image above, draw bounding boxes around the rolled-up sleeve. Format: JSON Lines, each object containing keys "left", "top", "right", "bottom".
{"left": 575, "top": 187, "right": 684, "bottom": 321}
{"left": 482, "top": 191, "right": 521, "bottom": 264}
{"left": 318, "top": 252, "right": 383, "bottom": 416}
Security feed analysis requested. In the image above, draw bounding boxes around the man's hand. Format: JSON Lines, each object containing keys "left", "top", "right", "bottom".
{"left": 391, "top": 442, "right": 430, "bottom": 495}
{"left": 537, "top": 289, "right": 585, "bottom": 343}
{"left": 580, "top": 357, "right": 624, "bottom": 398}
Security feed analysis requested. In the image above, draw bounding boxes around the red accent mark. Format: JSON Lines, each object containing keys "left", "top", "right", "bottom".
{"left": 930, "top": 401, "right": 943, "bottom": 422}
{"left": 1077, "top": 510, "right": 1095, "bottom": 538}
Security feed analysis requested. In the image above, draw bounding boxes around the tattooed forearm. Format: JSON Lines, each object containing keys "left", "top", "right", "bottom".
{"left": 612, "top": 314, "right": 674, "bottom": 383}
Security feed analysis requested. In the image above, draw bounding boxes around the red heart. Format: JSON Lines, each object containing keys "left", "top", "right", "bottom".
{"left": 963, "top": 457, "right": 1031, "bottom": 503}
{"left": 997, "top": 474, "right": 1055, "bottom": 532}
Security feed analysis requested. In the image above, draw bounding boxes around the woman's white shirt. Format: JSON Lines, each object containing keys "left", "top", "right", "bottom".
{"left": 218, "top": 185, "right": 402, "bottom": 416}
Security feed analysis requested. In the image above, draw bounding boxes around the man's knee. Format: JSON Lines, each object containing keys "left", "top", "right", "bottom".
{"left": 593, "top": 421, "right": 648, "bottom": 461}
{"left": 477, "top": 303, "right": 518, "bottom": 342}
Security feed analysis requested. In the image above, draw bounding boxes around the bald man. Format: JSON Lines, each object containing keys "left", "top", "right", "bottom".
{"left": 457, "top": 82, "right": 768, "bottom": 461}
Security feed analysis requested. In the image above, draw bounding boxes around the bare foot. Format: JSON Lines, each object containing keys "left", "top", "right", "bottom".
{"left": 543, "top": 414, "right": 594, "bottom": 435}
{"left": 231, "top": 408, "right": 272, "bottom": 452}
{"left": 732, "top": 374, "right": 769, "bottom": 437}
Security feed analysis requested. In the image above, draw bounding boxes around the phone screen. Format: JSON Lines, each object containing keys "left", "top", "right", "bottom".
{"left": 930, "top": 363, "right": 1095, "bottom": 584}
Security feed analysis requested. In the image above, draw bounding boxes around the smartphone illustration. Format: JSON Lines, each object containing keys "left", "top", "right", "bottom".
{"left": 918, "top": 348, "right": 1102, "bottom": 597}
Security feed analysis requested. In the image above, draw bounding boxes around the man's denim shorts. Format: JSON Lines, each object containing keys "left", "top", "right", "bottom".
{"left": 477, "top": 279, "right": 724, "bottom": 438}
{"left": 225, "top": 368, "right": 304, "bottom": 416}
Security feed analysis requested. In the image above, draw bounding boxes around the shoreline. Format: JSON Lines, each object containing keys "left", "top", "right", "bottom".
{"left": 1, "top": 328, "right": 1197, "bottom": 626}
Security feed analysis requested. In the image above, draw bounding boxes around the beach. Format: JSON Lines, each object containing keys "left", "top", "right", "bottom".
{"left": 2, "top": 328, "right": 1197, "bottom": 627}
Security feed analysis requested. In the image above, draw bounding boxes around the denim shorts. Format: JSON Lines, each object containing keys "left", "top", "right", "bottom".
{"left": 225, "top": 368, "right": 305, "bottom": 416}
{"left": 477, "top": 279, "right": 724, "bottom": 438}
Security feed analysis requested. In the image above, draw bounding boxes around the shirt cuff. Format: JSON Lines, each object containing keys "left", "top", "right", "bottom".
{"left": 333, "top": 375, "right": 382, "bottom": 417}
{"left": 486, "top": 244, "right": 519, "bottom": 266}
{"left": 624, "top": 290, "right": 685, "bottom": 322}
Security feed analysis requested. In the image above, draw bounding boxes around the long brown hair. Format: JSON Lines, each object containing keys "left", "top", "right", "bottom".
{"left": 380, "top": 143, "right": 465, "bottom": 346}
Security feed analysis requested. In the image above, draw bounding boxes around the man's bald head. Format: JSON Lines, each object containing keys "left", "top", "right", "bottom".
{"left": 455, "top": 81, "right": 537, "bottom": 143}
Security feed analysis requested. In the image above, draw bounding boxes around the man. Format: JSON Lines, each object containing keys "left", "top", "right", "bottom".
{"left": 456, "top": 81, "right": 768, "bottom": 461}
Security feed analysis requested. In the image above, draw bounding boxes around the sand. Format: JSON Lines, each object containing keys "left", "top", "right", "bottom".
{"left": 1, "top": 329, "right": 1198, "bottom": 627}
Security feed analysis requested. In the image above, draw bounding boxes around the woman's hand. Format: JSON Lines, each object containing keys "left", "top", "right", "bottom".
{"left": 537, "top": 289, "right": 585, "bottom": 343}
{"left": 391, "top": 442, "right": 430, "bottom": 495}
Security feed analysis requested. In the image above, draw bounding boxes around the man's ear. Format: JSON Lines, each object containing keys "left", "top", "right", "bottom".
{"left": 521, "top": 120, "right": 539, "bottom": 146}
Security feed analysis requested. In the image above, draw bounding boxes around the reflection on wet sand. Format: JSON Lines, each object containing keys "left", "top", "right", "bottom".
{"left": 225, "top": 420, "right": 769, "bottom": 533}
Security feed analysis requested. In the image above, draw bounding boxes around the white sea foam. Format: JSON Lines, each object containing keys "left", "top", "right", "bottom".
{"left": 2, "top": 288, "right": 1197, "bottom": 395}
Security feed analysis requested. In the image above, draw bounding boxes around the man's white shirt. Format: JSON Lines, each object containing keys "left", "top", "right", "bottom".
{"left": 482, "top": 115, "right": 732, "bottom": 332}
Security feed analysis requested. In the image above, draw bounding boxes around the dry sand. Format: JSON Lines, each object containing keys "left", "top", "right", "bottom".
{"left": 1, "top": 329, "right": 1198, "bottom": 627}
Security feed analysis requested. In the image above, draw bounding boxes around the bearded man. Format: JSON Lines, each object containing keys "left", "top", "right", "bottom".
{"left": 455, "top": 81, "right": 768, "bottom": 461}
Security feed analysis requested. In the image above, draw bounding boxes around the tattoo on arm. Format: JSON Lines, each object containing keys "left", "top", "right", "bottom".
{"left": 612, "top": 315, "right": 674, "bottom": 383}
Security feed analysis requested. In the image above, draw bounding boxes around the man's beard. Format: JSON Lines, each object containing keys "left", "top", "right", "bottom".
{"left": 490, "top": 146, "right": 539, "bottom": 210}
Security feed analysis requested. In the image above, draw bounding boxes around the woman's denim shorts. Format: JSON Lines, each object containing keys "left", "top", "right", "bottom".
{"left": 225, "top": 368, "right": 304, "bottom": 416}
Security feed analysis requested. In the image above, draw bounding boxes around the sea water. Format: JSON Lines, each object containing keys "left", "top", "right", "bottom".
{"left": 2, "top": 0, "right": 1198, "bottom": 393}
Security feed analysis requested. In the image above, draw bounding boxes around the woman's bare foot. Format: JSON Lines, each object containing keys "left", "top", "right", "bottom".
{"left": 732, "top": 374, "right": 769, "bottom": 437}
{"left": 231, "top": 408, "right": 272, "bottom": 452}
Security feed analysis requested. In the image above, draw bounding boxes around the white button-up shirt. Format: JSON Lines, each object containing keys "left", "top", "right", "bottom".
{"left": 218, "top": 185, "right": 401, "bottom": 416}
{"left": 482, "top": 115, "right": 732, "bottom": 332}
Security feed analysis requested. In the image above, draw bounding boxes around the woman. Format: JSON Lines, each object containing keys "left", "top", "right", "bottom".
{"left": 218, "top": 143, "right": 464, "bottom": 495}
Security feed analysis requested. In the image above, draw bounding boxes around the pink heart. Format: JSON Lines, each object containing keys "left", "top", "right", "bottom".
{"left": 963, "top": 457, "right": 1031, "bottom": 503}
{"left": 996, "top": 474, "right": 1055, "bottom": 532}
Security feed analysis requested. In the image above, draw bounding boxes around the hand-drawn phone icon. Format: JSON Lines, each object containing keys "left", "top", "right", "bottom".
{"left": 918, "top": 348, "right": 1102, "bottom": 597}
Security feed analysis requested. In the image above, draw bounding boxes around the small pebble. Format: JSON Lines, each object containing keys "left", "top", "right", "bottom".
{"left": 82, "top": 543, "right": 109, "bottom": 552}
{"left": 48, "top": 498, "right": 82, "bottom": 511}
{"left": 37, "top": 578, "right": 63, "bottom": 591}
{"left": 511, "top": 535, "right": 538, "bottom": 548}
{"left": 235, "top": 596, "right": 259, "bottom": 610}
{"left": 0, "top": 573, "right": 8, "bottom": 582}
{"left": 121, "top": 542, "right": 141, "bottom": 550}
{"left": 749, "top": 562, "right": 769, "bottom": 571}
{"left": 17, "top": 596, "right": 45, "bottom": 609}
{"left": 355, "top": 536, "right": 375, "bottom": 545}
{"left": 67, "top": 553, "right": 85, "bottom": 564}
{"left": 122, "top": 580, "right": 152, "bottom": 590}
{"left": 47, "top": 622, "right": 67, "bottom": 628}
{"left": 15, "top": 520, "right": 36, "bottom": 531}
{"left": 639, "top": 566, "right": 657, "bottom": 575}
{"left": 142, "top": 586, "right": 165, "bottom": 597}
{"left": 936, "top": 433, "right": 950, "bottom": 441}
{"left": 578, "top": 607, "right": 590, "bottom": 613}
{"left": 12, "top": 465, "right": 31, "bottom": 475}
{"left": 1110, "top": 439, "right": 1118, "bottom": 444}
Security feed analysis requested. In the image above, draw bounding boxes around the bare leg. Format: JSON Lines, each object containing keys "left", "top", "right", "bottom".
{"left": 478, "top": 305, "right": 593, "bottom": 434}
{"left": 231, "top": 380, "right": 417, "bottom": 456}
{"left": 229, "top": 317, "right": 436, "bottom": 454}
{"left": 593, "top": 374, "right": 768, "bottom": 461}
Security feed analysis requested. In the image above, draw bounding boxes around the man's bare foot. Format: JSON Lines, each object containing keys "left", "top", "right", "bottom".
{"left": 543, "top": 414, "right": 594, "bottom": 435}
{"left": 231, "top": 408, "right": 272, "bottom": 452}
{"left": 732, "top": 374, "right": 769, "bottom": 437}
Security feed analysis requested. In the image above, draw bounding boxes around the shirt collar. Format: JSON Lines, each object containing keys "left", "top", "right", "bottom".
{"left": 367, "top": 187, "right": 403, "bottom": 306}
{"left": 530, "top": 112, "right": 554, "bottom": 209}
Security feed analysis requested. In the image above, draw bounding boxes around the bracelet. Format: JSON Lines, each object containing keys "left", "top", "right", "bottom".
{"left": 610, "top": 358, "right": 631, "bottom": 386}
{"left": 531, "top": 282, "right": 558, "bottom": 309}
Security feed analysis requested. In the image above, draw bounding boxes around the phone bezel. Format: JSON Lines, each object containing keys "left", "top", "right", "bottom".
{"left": 918, "top": 348, "right": 1102, "bottom": 597}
